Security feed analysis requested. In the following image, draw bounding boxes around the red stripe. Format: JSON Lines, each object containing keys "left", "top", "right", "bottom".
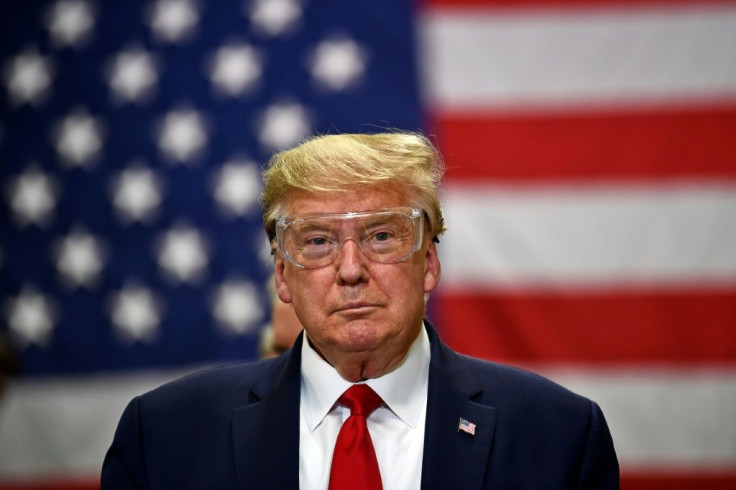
{"left": 430, "top": 106, "right": 736, "bottom": 181}
{"left": 621, "top": 473, "right": 736, "bottom": 490}
{"left": 1, "top": 474, "right": 734, "bottom": 490}
{"left": 435, "top": 289, "right": 736, "bottom": 363}
{"left": 0, "top": 481, "right": 98, "bottom": 490}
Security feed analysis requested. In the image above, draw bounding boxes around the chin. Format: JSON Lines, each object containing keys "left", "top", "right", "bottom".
{"left": 337, "top": 320, "right": 387, "bottom": 352}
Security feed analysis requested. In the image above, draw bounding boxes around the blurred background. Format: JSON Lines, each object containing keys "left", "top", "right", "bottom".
{"left": 1, "top": 0, "right": 735, "bottom": 488}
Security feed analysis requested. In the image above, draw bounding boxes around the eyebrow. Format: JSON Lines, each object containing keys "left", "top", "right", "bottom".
{"left": 290, "top": 220, "right": 336, "bottom": 232}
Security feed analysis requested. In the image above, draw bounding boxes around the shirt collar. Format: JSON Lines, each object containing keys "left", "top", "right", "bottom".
{"left": 300, "top": 323, "right": 430, "bottom": 432}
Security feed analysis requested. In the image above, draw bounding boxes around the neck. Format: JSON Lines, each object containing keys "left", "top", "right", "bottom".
{"left": 306, "top": 336, "right": 413, "bottom": 382}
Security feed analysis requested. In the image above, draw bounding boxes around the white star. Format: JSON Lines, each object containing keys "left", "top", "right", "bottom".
{"left": 52, "top": 226, "right": 106, "bottom": 289}
{"left": 148, "top": 0, "right": 199, "bottom": 43}
{"left": 156, "top": 224, "right": 210, "bottom": 283}
{"left": 5, "top": 165, "right": 60, "bottom": 227}
{"left": 211, "top": 279, "right": 263, "bottom": 335}
{"left": 108, "top": 283, "right": 162, "bottom": 343}
{"left": 45, "top": 0, "right": 95, "bottom": 48}
{"left": 107, "top": 47, "right": 159, "bottom": 103}
{"left": 208, "top": 42, "right": 262, "bottom": 96}
{"left": 5, "top": 286, "right": 57, "bottom": 348}
{"left": 53, "top": 108, "right": 105, "bottom": 167}
{"left": 157, "top": 108, "right": 208, "bottom": 163}
{"left": 110, "top": 162, "right": 163, "bottom": 223}
{"left": 248, "top": 0, "right": 302, "bottom": 37}
{"left": 258, "top": 101, "right": 311, "bottom": 151}
{"left": 3, "top": 48, "right": 54, "bottom": 106}
{"left": 309, "top": 37, "right": 368, "bottom": 91}
{"left": 212, "top": 158, "right": 261, "bottom": 216}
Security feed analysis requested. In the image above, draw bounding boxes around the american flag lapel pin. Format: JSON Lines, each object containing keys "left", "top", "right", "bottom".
{"left": 458, "top": 417, "right": 476, "bottom": 436}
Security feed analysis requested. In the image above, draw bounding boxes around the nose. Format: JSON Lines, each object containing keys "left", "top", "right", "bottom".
{"left": 334, "top": 237, "right": 369, "bottom": 284}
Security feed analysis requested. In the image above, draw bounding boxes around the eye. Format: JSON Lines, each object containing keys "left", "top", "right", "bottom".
{"left": 306, "top": 236, "right": 328, "bottom": 246}
{"left": 373, "top": 231, "right": 392, "bottom": 241}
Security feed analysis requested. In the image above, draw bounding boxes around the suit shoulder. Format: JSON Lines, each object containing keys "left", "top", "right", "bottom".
{"left": 138, "top": 355, "right": 285, "bottom": 410}
{"left": 458, "top": 353, "right": 593, "bottom": 413}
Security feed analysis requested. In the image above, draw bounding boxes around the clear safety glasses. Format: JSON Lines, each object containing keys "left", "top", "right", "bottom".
{"left": 275, "top": 207, "right": 425, "bottom": 269}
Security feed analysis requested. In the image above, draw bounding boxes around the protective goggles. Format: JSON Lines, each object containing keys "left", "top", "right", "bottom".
{"left": 275, "top": 207, "right": 425, "bottom": 269}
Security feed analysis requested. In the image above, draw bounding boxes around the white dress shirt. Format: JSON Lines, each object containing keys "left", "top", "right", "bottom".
{"left": 299, "top": 324, "right": 430, "bottom": 490}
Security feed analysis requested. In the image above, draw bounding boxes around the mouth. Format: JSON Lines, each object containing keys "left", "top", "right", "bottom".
{"left": 334, "top": 302, "right": 379, "bottom": 314}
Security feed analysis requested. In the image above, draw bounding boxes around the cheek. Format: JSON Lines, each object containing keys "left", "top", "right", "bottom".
{"left": 383, "top": 268, "right": 425, "bottom": 303}
{"left": 286, "top": 271, "right": 330, "bottom": 309}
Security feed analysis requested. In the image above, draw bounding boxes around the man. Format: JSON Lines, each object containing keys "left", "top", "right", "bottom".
{"left": 102, "top": 132, "right": 619, "bottom": 489}
{"left": 0, "top": 331, "right": 19, "bottom": 399}
{"left": 259, "top": 275, "right": 304, "bottom": 359}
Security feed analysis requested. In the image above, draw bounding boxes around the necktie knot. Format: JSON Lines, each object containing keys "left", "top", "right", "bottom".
{"left": 339, "top": 384, "right": 383, "bottom": 417}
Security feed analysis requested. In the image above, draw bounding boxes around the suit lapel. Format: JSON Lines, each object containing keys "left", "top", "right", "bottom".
{"left": 421, "top": 324, "right": 497, "bottom": 490}
{"left": 231, "top": 334, "right": 303, "bottom": 489}
{"left": 229, "top": 325, "right": 497, "bottom": 489}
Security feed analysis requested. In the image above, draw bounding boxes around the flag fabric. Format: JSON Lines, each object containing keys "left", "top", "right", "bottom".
{"left": 0, "top": 0, "right": 734, "bottom": 488}
{"left": 0, "top": 0, "right": 422, "bottom": 486}
{"left": 426, "top": 1, "right": 736, "bottom": 488}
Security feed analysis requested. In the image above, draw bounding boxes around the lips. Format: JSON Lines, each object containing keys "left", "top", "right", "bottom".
{"left": 334, "top": 301, "right": 379, "bottom": 314}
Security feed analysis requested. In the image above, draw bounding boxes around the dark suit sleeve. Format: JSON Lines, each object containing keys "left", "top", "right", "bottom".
{"left": 575, "top": 401, "right": 620, "bottom": 490}
{"left": 101, "top": 396, "right": 148, "bottom": 490}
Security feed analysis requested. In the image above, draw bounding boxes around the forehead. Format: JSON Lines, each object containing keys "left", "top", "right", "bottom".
{"left": 282, "top": 184, "right": 411, "bottom": 217}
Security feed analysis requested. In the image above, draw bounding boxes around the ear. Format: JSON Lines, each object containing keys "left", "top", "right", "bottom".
{"left": 274, "top": 256, "right": 293, "bottom": 304}
{"left": 423, "top": 239, "right": 441, "bottom": 293}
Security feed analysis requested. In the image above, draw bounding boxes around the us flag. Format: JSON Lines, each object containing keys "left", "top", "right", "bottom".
{"left": 0, "top": 1, "right": 734, "bottom": 489}
{"left": 458, "top": 417, "right": 476, "bottom": 436}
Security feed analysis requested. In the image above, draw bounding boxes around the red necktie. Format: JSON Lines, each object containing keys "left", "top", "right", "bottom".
{"left": 329, "top": 384, "right": 384, "bottom": 490}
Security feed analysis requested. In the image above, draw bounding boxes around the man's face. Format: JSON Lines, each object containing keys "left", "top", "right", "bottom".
{"left": 273, "top": 184, "right": 441, "bottom": 380}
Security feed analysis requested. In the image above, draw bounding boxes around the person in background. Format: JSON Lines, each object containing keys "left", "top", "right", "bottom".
{"left": 0, "top": 332, "right": 19, "bottom": 400}
{"left": 102, "top": 131, "right": 619, "bottom": 489}
{"left": 259, "top": 275, "right": 303, "bottom": 359}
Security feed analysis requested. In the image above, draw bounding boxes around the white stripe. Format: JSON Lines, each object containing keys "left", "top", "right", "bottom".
{"left": 0, "top": 367, "right": 200, "bottom": 478}
{"left": 440, "top": 181, "right": 736, "bottom": 289}
{"left": 420, "top": 4, "right": 736, "bottom": 110}
{"left": 536, "top": 365, "right": 736, "bottom": 471}
{"left": 0, "top": 365, "right": 733, "bottom": 476}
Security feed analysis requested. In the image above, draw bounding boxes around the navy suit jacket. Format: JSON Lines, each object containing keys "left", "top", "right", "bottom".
{"left": 102, "top": 322, "right": 619, "bottom": 489}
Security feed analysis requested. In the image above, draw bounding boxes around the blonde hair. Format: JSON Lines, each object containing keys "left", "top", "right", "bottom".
{"left": 261, "top": 132, "right": 446, "bottom": 241}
